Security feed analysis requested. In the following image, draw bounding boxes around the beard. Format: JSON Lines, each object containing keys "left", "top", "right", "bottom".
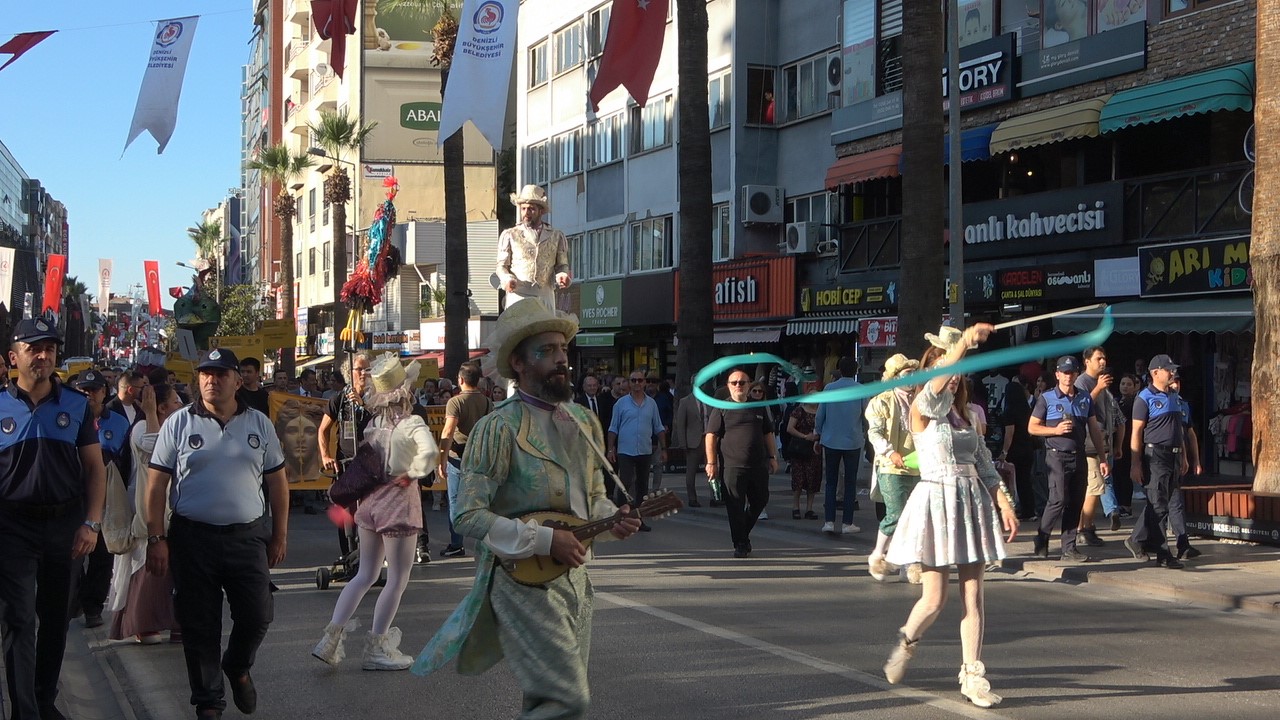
{"left": 525, "top": 366, "right": 573, "bottom": 403}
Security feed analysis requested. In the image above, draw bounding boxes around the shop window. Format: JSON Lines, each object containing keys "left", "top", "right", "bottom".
{"left": 709, "top": 70, "right": 731, "bottom": 129}
{"left": 590, "top": 113, "right": 624, "bottom": 167}
{"left": 587, "top": 226, "right": 624, "bottom": 277}
{"left": 745, "top": 67, "right": 775, "bottom": 125}
{"left": 553, "top": 129, "right": 581, "bottom": 179}
{"left": 554, "top": 22, "right": 583, "bottom": 76}
{"left": 780, "top": 53, "right": 836, "bottom": 124}
{"left": 630, "top": 216, "right": 673, "bottom": 272}
{"left": 629, "top": 95, "right": 672, "bottom": 154}
{"left": 839, "top": 176, "right": 903, "bottom": 222}
{"left": 529, "top": 41, "right": 549, "bottom": 88}
{"left": 1166, "top": 0, "right": 1226, "bottom": 14}
{"left": 712, "top": 203, "right": 731, "bottom": 261}
{"left": 1038, "top": 1, "right": 1148, "bottom": 49}
{"left": 524, "top": 141, "right": 549, "bottom": 185}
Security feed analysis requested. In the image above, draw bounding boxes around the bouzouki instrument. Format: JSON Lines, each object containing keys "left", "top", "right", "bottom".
{"left": 501, "top": 490, "right": 684, "bottom": 586}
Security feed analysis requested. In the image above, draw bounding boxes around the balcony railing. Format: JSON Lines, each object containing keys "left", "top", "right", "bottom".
{"left": 1123, "top": 162, "right": 1252, "bottom": 243}
{"left": 838, "top": 217, "right": 901, "bottom": 273}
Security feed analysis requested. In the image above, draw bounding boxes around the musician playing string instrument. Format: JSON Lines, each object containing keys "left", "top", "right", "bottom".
{"left": 412, "top": 300, "right": 640, "bottom": 720}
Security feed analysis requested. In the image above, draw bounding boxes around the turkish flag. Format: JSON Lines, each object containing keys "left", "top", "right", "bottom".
{"left": 41, "top": 254, "right": 66, "bottom": 315}
{"left": 310, "top": 0, "right": 358, "bottom": 80}
{"left": 144, "top": 260, "right": 162, "bottom": 316}
{"left": 0, "top": 31, "right": 55, "bottom": 73}
{"left": 588, "top": 0, "right": 669, "bottom": 111}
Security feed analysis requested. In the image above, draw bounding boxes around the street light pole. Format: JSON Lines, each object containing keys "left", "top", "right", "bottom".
{"left": 946, "top": 0, "right": 965, "bottom": 325}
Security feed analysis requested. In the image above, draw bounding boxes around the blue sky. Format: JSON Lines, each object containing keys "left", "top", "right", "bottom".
{"left": 1, "top": 3, "right": 249, "bottom": 310}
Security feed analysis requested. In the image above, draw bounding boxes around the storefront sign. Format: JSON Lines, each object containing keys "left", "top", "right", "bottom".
{"left": 1094, "top": 256, "right": 1141, "bottom": 298}
{"left": 580, "top": 279, "right": 623, "bottom": 328}
{"left": 994, "top": 262, "right": 1094, "bottom": 301}
{"left": 858, "top": 317, "right": 897, "bottom": 348}
{"left": 942, "top": 33, "right": 1015, "bottom": 112}
{"left": 677, "top": 257, "right": 794, "bottom": 322}
{"left": 962, "top": 184, "right": 1125, "bottom": 260}
{"left": 799, "top": 279, "right": 897, "bottom": 315}
{"left": 372, "top": 329, "right": 422, "bottom": 354}
{"left": 1019, "top": 21, "right": 1146, "bottom": 98}
{"left": 1138, "top": 236, "right": 1252, "bottom": 297}
{"left": 715, "top": 275, "right": 758, "bottom": 306}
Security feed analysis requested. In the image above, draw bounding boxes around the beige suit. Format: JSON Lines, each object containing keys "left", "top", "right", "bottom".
{"left": 496, "top": 223, "right": 569, "bottom": 311}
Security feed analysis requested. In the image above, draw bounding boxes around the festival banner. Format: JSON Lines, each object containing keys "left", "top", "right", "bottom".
{"left": 98, "top": 258, "right": 113, "bottom": 313}
{"left": 588, "top": 0, "right": 669, "bottom": 111}
{"left": 0, "top": 247, "right": 14, "bottom": 311}
{"left": 437, "top": 0, "right": 518, "bottom": 149}
{"left": 41, "top": 254, "right": 66, "bottom": 316}
{"left": 125, "top": 16, "right": 199, "bottom": 154}
{"left": 144, "top": 260, "right": 162, "bottom": 316}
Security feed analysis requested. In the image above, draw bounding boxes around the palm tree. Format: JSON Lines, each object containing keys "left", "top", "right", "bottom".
{"left": 431, "top": 8, "right": 470, "bottom": 379}
{"left": 187, "top": 219, "right": 222, "bottom": 300}
{"left": 309, "top": 110, "right": 377, "bottom": 355}
{"left": 896, "top": 3, "right": 947, "bottom": 358}
{"left": 675, "top": 0, "right": 714, "bottom": 387}
{"left": 247, "top": 144, "right": 315, "bottom": 374}
{"left": 1252, "top": 7, "right": 1278, "bottom": 493}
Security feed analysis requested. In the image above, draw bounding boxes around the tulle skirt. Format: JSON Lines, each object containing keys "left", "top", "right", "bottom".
{"left": 886, "top": 464, "right": 1006, "bottom": 568}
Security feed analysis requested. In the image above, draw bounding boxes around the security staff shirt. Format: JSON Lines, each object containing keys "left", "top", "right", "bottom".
{"left": 150, "top": 399, "right": 285, "bottom": 525}
{"left": 97, "top": 408, "right": 133, "bottom": 478}
{"left": 1031, "top": 386, "right": 1099, "bottom": 453}
{"left": 0, "top": 379, "right": 98, "bottom": 504}
{"left": 1133, "top": 385, "right": 1183, "bottom": 448}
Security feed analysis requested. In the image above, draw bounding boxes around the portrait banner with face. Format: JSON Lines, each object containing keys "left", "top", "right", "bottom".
{"left": 269, "top": 391, "right": 334, "bottom": 491}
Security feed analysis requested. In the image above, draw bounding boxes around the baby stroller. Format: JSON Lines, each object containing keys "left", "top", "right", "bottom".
{"left": 315, "top": 446, "right": 389, "bottom": 590}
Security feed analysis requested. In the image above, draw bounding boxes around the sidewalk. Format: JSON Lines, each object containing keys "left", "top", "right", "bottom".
{"left": 666, "top": 466, "right": 1280, "bottom": 618}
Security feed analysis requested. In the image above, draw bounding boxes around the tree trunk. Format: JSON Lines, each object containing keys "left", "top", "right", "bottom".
{"left": 674, "top": 0, "right": 714, "bottom": 389}
{"left": 276, "top": 192, "right": 297, "bottom": 375}
{"left": 1253, "top": 5, "right": 1279, "bottom": 494}
{"left": 442, "top": 66, "right": 470, "bottom": 380}
{"left": 896, "top": 2, "right": 946, "bottom": 359}
{"left": 332, "top": 171, "right": 349, "bottom": 355}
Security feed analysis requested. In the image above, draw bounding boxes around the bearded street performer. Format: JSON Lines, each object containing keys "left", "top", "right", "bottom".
{"left": 412, "top": 300, "right": 640, "bottom": 719}
{"left": 496, "top": 184, "right": 571, "bottom": 312}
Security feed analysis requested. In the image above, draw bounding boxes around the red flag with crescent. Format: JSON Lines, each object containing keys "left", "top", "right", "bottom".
{"left": 144, "top": 260, "right": 162, "bottom": 316}
{"left": 41, "top": 254, "right": 66, "bottom": 315}
{"left": 0, "top": 31, "right": 55, "bottom": 73}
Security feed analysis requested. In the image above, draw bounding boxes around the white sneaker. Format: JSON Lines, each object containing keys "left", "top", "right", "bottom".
{"left": 821, "top": 521, "right": 836, "bottom": 535}
{"left": 843, "top": 522, "right": 861, "bottom": 534}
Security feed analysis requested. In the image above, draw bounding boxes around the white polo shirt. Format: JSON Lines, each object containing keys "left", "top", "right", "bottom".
{"left": 150, "top": 399, "right": 285, "bottom": 525}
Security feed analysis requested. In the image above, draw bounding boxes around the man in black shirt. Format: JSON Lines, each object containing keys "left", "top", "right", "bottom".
{"left": 704, "top": 369, "right": 777, "bottom": 558}
{"left": 236, "top": 357, "right": 271, "bottom": 415}
{"left": 318, "top": 352, "right": 374, "bottom": 556}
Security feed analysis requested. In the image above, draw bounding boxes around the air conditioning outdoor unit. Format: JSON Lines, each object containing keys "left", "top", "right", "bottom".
{"left": 785, "top": 222, "right": 820, "bottom": 254}
{"left": 741, "top": 185, "right": 784, "bottom": 224}
{"left": 825, "top": 52, "right": 842, "bottom": 96}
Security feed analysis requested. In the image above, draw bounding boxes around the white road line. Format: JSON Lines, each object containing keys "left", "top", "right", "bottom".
{"left": 597, "top": 590, "right": 1014, "bottom": 720}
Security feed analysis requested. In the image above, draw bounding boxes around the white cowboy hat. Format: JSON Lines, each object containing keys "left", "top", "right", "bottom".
{"left": 488, "top": 301, "right": 578, "bottom": 380}
{"left": 881, "top": 353, "right": 920, "bottom": 381}
{"left": 369, "top": 352, "right": 421, "bottom": 395}
{"left": 924, "top": 325, "right": 964, "bottom": 351}
{"left": 509, "top": 184, "right": 549, "bottom": 210}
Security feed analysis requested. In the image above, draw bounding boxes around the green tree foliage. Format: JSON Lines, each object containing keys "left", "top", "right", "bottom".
{"left": 215, "top": 283, "right": 273, "bottom": 338}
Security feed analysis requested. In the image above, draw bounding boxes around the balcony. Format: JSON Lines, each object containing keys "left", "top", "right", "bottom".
{"left": 287, "top": 0, "right": 309, "bottom": 24}
{"left": 1124, "top": 162, "right": 1252, "bottom": 243}
{"left": 838, "top": 217, "right": 901, "bottom": 273}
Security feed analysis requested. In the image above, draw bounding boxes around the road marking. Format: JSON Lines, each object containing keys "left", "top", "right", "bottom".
{"left": 597, "top": 590, "right": 1013, "bottom": 719}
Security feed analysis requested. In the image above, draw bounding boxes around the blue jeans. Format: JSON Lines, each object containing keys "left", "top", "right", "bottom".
{"left": 445, "top": 457, "right": 464, "bottom": 548}
{"left": 1100, "top": 474, "right": 1118, "bottom": 518}
{"left": 823, "top": 447, "right": 861, "bottom": 525}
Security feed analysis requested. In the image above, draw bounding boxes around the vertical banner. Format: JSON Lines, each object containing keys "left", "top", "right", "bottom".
{"left": 0, "top": 246, "right": 14, "bottom": 311}
{"left": 144, "top": 260, "right": 162, "bottom": 316}
{"left": 42, "top": 253, "right": 66, "bottom": 316}
{"left": 437, "top": 0, "right": 518, "bottom": 150}
{"left": 125, "top": 16, "right": 199, "bottom": 154}
{"left": 98, "top": 258, "right": 113, "bottom": 313}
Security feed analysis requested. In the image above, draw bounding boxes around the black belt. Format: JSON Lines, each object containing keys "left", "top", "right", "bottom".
{"left": 1145, "top": 444, "right": 1180, "bottom": 454}
{"left": 0, "top": 497, "right": 81, "bottom": 520}
{"left": 1047, "top": 447, "right": 1081, "bottom": 454}
{"left": 172, "top": 514, "right": 268, "bottom": 534}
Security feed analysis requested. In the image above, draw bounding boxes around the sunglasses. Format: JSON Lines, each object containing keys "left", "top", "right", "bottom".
{"left": 630, "top": 377, "right": 645, "bottom": 382}
{"left": 728, "top": 380, "right": 749, "bottom": 386}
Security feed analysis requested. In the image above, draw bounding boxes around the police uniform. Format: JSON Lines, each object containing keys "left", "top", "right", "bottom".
{"left": 148, "top": 349, "right": 286, "bottom": 717}
{"left": 0, "top": 318, "right": 104, "bottom": 720}
{"left": 1128, "top": 356, "right": 1184, "bottom": 561}
{"left": 1031, "top": 360, "right": 1101, "bottom": 558}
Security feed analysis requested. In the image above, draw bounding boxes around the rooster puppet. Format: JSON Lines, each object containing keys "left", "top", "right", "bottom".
{"left": 339, "top": 177, "right": 401, "bottom": 346}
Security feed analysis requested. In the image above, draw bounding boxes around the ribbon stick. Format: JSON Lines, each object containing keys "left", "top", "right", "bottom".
{"left": 693, "top": 307, "right": 1114, "bottom": 411}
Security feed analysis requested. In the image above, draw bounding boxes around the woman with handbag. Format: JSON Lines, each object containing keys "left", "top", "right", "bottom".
{"left": 313, "top": 354, "right": 439, "bottom": 670}
{"left": 786, "top": 402, "right": 822, "bottom": 520}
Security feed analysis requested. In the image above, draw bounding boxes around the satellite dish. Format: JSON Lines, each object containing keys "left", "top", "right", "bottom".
{"left": 315, "top": 62, "right": 332, "bottom": 78}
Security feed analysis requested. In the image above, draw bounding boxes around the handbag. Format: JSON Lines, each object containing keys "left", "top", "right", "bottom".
{"left": 328, "top": 442, "right": 388, "bottom": 509}
{"left": 102, "top": 463, "right": 137, "bottom": 555}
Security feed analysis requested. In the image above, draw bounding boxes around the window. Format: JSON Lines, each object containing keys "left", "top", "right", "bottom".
{"left": 712, "top": 204, "right": 732, "bottom": 261}
{"left": 322, "top": 193, "right": 329, "bottom": 226}
{"left": 553, "top": 22, "right": 583, "bottom": 75}
{"left": 308, "top": 188, "right": 316, "bottom": 232}
{"left": 708, "top": 71, "right": 731, "bottom": 129}
{"left": 629, "top": 95, "right": 672, "bottom": 154}
{"left": 746, "top": 67, "right": 775, "bottom": 124}
{"left": 294, "top": 252, "right": 301, "bottom": 278}
{"left": 553, "top": 129, "right": 581, "bottom": 178}
{"left": 308, "top": 247, "right": 316, "bottom": 275}
{"left": 567, "top": 234, "right": 586, "bottom": 280}
{"left": 587, "top": 5, "right": 611, "bottom": 58}
{"left": 586, "top": 226, "right": 624, "bottom": 277}
{"left": 630, "top": 216, "right": 673, "bottom": 272}
{"left": 1166, "top": 0, "right": 1223, "bottom": 13}
{"left": 590, "top": 113, "right": 624, "bottom": 166}
{"left": 780, "top": 53, "right": 838, "bottom": 123}
{"left": 785, "top": 192, "right": 838, "bottom": 245}
{"left": 323, "top": 241, "right": 331, "bottom": 287}
{"left": 529, "top": 41, "right": 549, "bottom": 87}
{"left": 524, "top": 141, "right": 550, "bottom": 185}
{"left": 999, "top": 0, "right": 1041, "bottom": 54}
{"left": 878, "top": 0, "right": 904, "bottom": 95}
{"left": 295, "top": 196, "right": 303, "bottom": 226}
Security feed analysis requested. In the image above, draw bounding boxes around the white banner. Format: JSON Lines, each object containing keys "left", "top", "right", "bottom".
{"left": 124, "top": 16, "right": 199, "bottom": 154}
{"left": 437, "top": 0, "right": 517, "bottom": 150}
{"left": 97, "top": 258, "right": 113, "bottom": 313}
{"left": 0, "top": 247, "right": 14, "bottom": 312}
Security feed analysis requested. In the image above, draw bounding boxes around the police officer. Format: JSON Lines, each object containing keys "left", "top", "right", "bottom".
{"left": 0, "top": 317, "right": 107, "bottom": 720}
{"left": 1125, "top": 354, "right": 1188, "bottom": 569}
{"left": 1167, "top": 371, "right": 1202, "bottom": 561}
{"left": 70, "top": 369, "right": 132, "bottom": 629}
{"left": 1028, "top": 356, "right": 1109, "bottom": 563}
{"left": 145, "top": 348, "right": 289, "bottom": 719}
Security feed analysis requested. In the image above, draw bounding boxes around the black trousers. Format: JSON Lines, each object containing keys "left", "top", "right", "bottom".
{"left": 682, "top": 452, "right": 701, "bottom": 503}
{"left": 722, "top": 465, "right": 770, "bottom": 548}
{"left": 1130, "top": 446, "right": 1179, "bottom": 555}
{"left": 1008, "top": 449, "right": 1036, "bottom": 518}
{"left": 169, "top": 515, "right": 274, "bottom": 714}
{"left": 616, "top": 454, "right": 651, "bottom": 505}
{"left": 1038, "top": 449, "right": 1087, "bottom": 553}
{"left": 0, "top": 504, "right": 81, "bottom": 719}
{"left": 70, "top": 533, "right": 113, "bottom": 619}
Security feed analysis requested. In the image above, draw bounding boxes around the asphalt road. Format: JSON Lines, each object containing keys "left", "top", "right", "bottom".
{"left": 100, "top": 502, "right": 1280, "bottom": 720}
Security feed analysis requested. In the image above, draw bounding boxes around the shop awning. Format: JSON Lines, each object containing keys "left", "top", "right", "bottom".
{"left": 989, "top": 95, "right": 1111, "bottom": 155}
{"left": 943, "top": 124, "right": 998, "bottom": 165}
{"left": 786, "top": 316, "right": 863, "bottom": 336}
{"left": 575, "top": 332, "right": 617, "bottom": 347}
{"left": 1051, "top": 297, "right": 1254, "bottom": 335}
{"left": 296, "top": 354, "right": 334, "bottom": 371}
{"left": 713, "top": 326, "right": 783, "bottom": 345}
{"left": 825, "top": 146, "right": 902, "bottom": 190}
{"left": 1100, "top": 62, "right": 1255, "bottom": 134}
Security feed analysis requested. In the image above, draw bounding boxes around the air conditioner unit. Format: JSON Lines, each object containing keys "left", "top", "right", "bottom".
{"left": 825, "top": 52, "right": 842, "bottom": 96}
{"left": 741, "top": 185, "right": 784, "bottom": 224}
{"left": 785, "top": 222, "right": 820, "bottom": 254}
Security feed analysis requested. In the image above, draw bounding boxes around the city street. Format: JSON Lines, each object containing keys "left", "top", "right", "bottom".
{"left": 77, "top": 491, "right": 1280, "bottom": 720}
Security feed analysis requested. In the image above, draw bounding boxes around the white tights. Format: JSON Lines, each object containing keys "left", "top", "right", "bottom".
{"left": 901, "top": 563, "right": 986, "bottom": 663}
{"left": 328, "top": 526, "right": 416, "bottom": 635}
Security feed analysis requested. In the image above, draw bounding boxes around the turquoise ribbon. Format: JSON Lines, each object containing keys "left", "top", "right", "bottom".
{"left": 692, "top": 307, "right": 1114, "bottom": 410}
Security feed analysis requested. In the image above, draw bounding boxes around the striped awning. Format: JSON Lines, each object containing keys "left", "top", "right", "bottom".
{"left": 786, "top": 316, "right": 862, "bottom": 336}
{"left": 1100, "top": 62, "right": 1255, "bottom": 134}
{"left": 825, "top": 146, "right": 903, "bottom": 190}
{"left": 713, "top": 326, "right": 783, "bottom": 345}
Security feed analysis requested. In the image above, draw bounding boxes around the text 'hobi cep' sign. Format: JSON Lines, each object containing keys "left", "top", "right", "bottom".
{"left": 1139, "top": 236, "right": 1252, "bottom": 297}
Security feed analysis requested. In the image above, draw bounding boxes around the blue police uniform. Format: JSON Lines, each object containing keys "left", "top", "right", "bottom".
{"left": 0, "top": 378, "right": 99, "bottom": 719}
{"left": 1032, "top": 386, "right": 1100, "bottom": 556}
{"left": 74, "top": 407, "right": 135, "bottom": 626}
{"left": 1128, "top": 384, "right": 1184, "bottom": 560}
